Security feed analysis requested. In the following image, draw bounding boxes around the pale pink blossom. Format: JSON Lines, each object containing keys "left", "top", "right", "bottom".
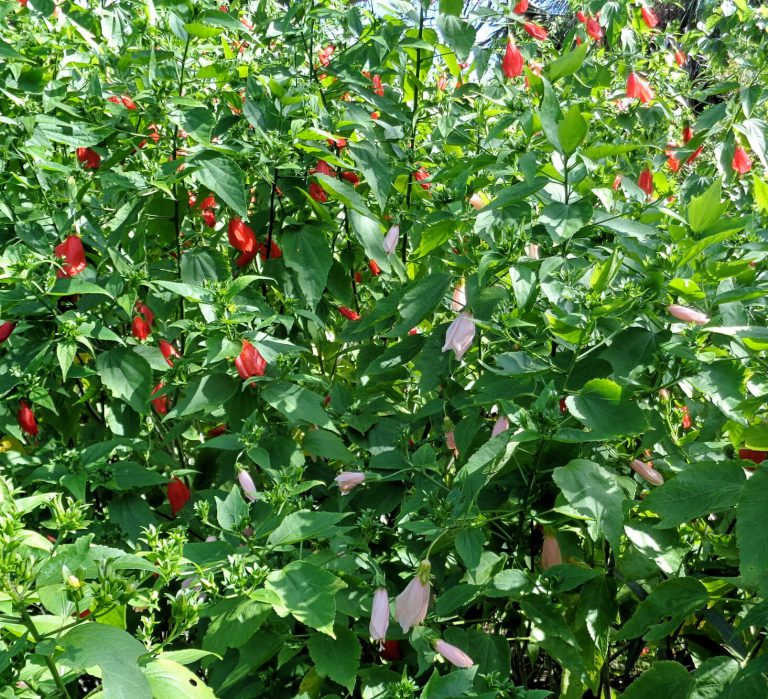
{"left": 451, "top": 280, "right": 466, "bottom": 311}
{"left": 238, "top": 469, "right": 258, "bottom": 502}
{"left": 395, "top": 560, "right": 431, "bottom": 632}
{"left": 667, "top": 304, "right": 709, "bottom": 325}
{"left": 541, "top": 534, "right": 561, "bottom": 570}
{"left": 525, "top": 243, "right": 540, "bottom": 259}
{"left": 383, "top": 225, "right": 400, "bottom": 255}
{"left": 441, "top": 312, "right": 475, "bottom": 360}
{"left": 469, "top": 192, "right": 489, "bottom": 210}
{"left": 369, "top": 587, "right": 390, "bottom": 648}
{"left": 335, "top": 471, "right": 366, "bottom": 494}
{"left": 445, "top": 430, "right": 459, "bottom": 456}
{"left": 434, "top": 639, "right": 475, "bottom": 668}
{"left": 630, "top": 459, "right": 664, "bottom": 486}
{"left": 492, "top": 416, "right": 509, "bottom": 437}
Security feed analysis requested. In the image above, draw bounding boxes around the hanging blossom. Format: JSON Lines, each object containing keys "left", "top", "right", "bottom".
{"left": 369, "top": 587, "right": 390, "bottom": 649}
{"left": 395, "top": 560, "right": 431, "bottom": 633}
{"left": 442, "top": 313, "right": 475, "bottom": 360}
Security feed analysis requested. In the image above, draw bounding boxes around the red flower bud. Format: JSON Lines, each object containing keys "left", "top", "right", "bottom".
{"left": 502, "top": 40, "right": 524, "bottom": 79}
{"left": 228, "top": 217, "right": 257, "bottom": 254}
{"left": 372, "top": 74, "right": 384, "bottom": 96}
{"left": 638, "top": 168, "right": 654, "bottom": 197}
{"left": 414, "top": 167, "right": 430, "bottom": 190}
{"left": 202, "top": 209, "right": 216, "bottom": 228}
{"left": 235, "top": 339, "right": 267, "bottom": 380}
{"left": 641, "top": 5, "right": 659, "bottom": 29}
{"left": 199, "top": 194, "right": 216, "bottom": 211}
{"left": 151, "top": 382, "right": 169, "bottom": 415}
{"left": 0, "top": 321, "right": 15, "bottom": 343}
{"left": 54, "top": 235, "right": 87, "bottom": 278}
{"left": 524, "top": 22, "right": 548, "bottom": 40}
{"left": 132, "top": 316, "right": 151, "bottom": 341}
{"left": 18, "top": 400, "right": 38, "bottom": 436}
{"left": 207, "top": 424, "right": 228, "bottom": 438}
{"left": 339, "top": 306, "right": 360, "bottom": 321}
{"left": 167, "top": 477, "right": 190, "bottom": 516}
{"left": 75, "top": 147, "right": 101, "bottom": 170}
{"left": 514, "top": 0, "right": 528, "bottom": 13}
{"left": 739, "top": 448, "right": 767, "bottom": 465}
{"left": 341, "top": 171, "right": 360, "bottom": 186}
{"left": 158, "top": 339, "right": 180, "bottom": 366}
{"left": 368, "top": 259, "right": 381, "bottom": 276}
{"left": 309, "top": 182, "right": 328, "bottom": 202}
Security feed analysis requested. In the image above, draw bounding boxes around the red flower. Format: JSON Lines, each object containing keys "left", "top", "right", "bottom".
{"left": 318, "top": 45, "right": 335, "bottom": 67}
{"left": 107, "top": 95, "right": 121, "bottom": 106}
{"left": 167, "top": 478, "right": 190, "bottom": 516}
{"left": 235, "top": 339, "right": 267, "bottom": 380}
{"left": 54, "top": 236, "right": 87, "bottom": 278}
{"left": 514, "top": 0, "right": 528, "bottom": 13}
{"left": 666, "top": 145, "right": 681, "bottom": 173}
{"left": 437, "top": 74, "right": 448, "bottom": 91}
{"left": 309, "top": 182, "right": 328, "bottom": 202}
{"left": 674, "top": 49, "right": 687, "bottom": 67}
{"left": 258, "top": 240, "right": 282, "bottom": 261}
{"left": 681, "top": 405, "right": 692, "bottom": 429}
{"left": 354, "top": 271, "right": 362, "bottom": 284}
{"left": 686, "top": 145, "right": 703, "bottom": 164}
{"left": 682, "top": 125, "right": 693, "bottom": 144}
{"left": 732, "top": 146, "right": 752, "bottom": 174}
{"left": 380, "top": 639, "right": 402, "bottom": 661}
{"left": 576, "top": 9, "right": 587, "bottom": 22}
{"left": 523, "top": 22, "right": 548, "bottom": 40}
{"left": 18, "top": 400, "right": 38, "bottom": 436}
{"left": 559, "top": 398, "right": 568, "bottom": 414}
{"left": 368, "top": 259, "right": 381, "bottom": 276}
{"left": 586, "top": 17, "right": 603, "bottom": 41}
{"left": 371, "top": 111, "right": 380, "bottom": 120}
{"left": 502, "top": 40, "right": 524, "bottom": 79}
{"left": 0, "top": 321, "right": 15, "bottom": 343}
{"left": 236, "top": 250, "right": 257, "bottom": 268}
{"left": 228, "top": 217, "right": 257, "bottom": 254}
{"left": 76, "top": 147, "right": 101, "bottom": 170}
{"left": 132, "top": 316, "right": 151, "bottom": 341}
{"left": 158, "top": 339, "right": 180, "bottom": 366}
{"left": 121, "top": 95, "right": 137, "bottom": 110}
{"left": 327, "top": 137, "right": 347, "bottom": 149}
{"left": 414, "top": 167, "right": 430, "bottom": 190}
{"left": 135, "top": 302, "right": 155, "bottom": 326}
{"left": 315, "top": 160, "right": 333, "bottom": 177}
{"left": 199, "top": 194, "right": 216, "bottom": 211}
{"left": 641, "top": 5, "right": 659, "bottom": 29}
{"left": 208, "top": 424, "right": 228, "bottom": 438}
{"left": 739, "top": 448, "right": 767, "bottom": 465}
{"left": 339, "top": 306, "right": 360, "bottom": 321}
{"left": 612, "top": 175, "right": 622, "bottom": 191}
{"left": 638, "top": 168, "right": 654, "bottom": 197}
{"left": 341, "top": 171, "right": 360, "bottom": 186}
{"left": 202, "top": 209, "right": 216, "bottom": 228}
{"left": 372, "top": 74, "right": 384, "bottom": 96}
{"left": 626, "top": 72, "right": 654, "bottom": 104}
{"left": 151, "top": 382, "right": 169, "bottom": 415}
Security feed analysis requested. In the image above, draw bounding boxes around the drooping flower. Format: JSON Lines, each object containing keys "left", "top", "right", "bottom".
{"left": 641, "top": 5, "right": 659, "bottom": 29}
{"left": 54, "top": 236, "right": 87, "bottom": 278}
{"left": 526, "top": 242, "right": 540, "bottom": 259}
{"left": 235, "top": 339, "right": 267, "bottom": 380}
{"left": 437, "top": 74, "right": 448, "bottom": 91}
{"left": 442, "top": 312, "right": 475, "bottom": 360}
{"left": 626, "top": 72, "right": 654, "bottom": 104}
{"left": 682, "top": 125, "right": 693, "bottom": 144}
{"left": 335, "top": 471, "right": 366, "bottom": 494}
{"left": 18, "top": 400, "right": 38, "bottom": 436}
{"left": 227, "top": 217, "right": 257, "bottom": 255}
{"left": 238, "top": 469, "right": 258, "bottom": 502}
{"left": 514, "top": 0, "right": 528, "bottom": 13}
{"left": 667, "top": 304, "right": 709, "bottom": 325}
{"left": 451, "top": 280, "right": 466, "bottom": 311}
{"left": 0, "top": 321, "right": 15, "bottom": 343}
{"left": 132, "top": 316, "right": 151, "bottom": 341}
{"left": 372, "top": 74, "right": 385, "bottom": 96}
{"left": 630, "top": 459, "right": 664, "bottom": 486}
{"left": 309, "top": 182, "right": 328, "bottom": 202}
{"left": 167, "top": 478, "right": 190, "bottom": 516}
{"left": 612, "top": 175, "right": 622, "bottom": 191}
{"left": 202, "top": 209, "right": 216, "bottom": 228}
{"left": 674, "top": 49, "right": 687, "bottom": 67}
{"left": 318, "top": 44, "right": 335, "bottom": 66}
{"left": 666, "top": 144, "right": 681, "bottom": 173}
{"left": 395, "top": 560, "right": 431, "bottom": 633}
{"left": 445, "top": 430, "right": 459, "bottom": 456}
{"left": 369, "top": 587, "right": 390, "bottom": 649}
{"left": 739, "top": 449, "right": 767, "bottom": 465}
{"left": 383, "top": 225, "right": 400, "bottom": 255}
{"left": 469, "top": 191, "right": 490, "bottom": 210}
{"left": 638, "top": 168, "right": 654, "bottom": 197}
{"left": 76, "top": 147, "right": 101, "bottom": 170}
{"left": 541, "top": 534, "right": 561, "bottom": 569}
{"left": 502, "top": 40, "right": 524, "bottom": 79}
{"left": 414, "top": 167, "right": 430, "bottom": 190}
{"left": 158, "top": 339, "right": 181, "bottom": 366}
{"left": 434, "top": 639, "right": 475, "bottom": 668}
{"left": 339, "top": 306, "right": 361, "bottom": 321}
{"left": 492, "top": 416, "right": 510, "bottom": 437}
{"left": 341, "top": 171, "right": 360, "bottom": 186}
{"left": 732, "top": 146, "right": 752, "bottom": 174}
{"left": 685, "top": 145, "right": 704, "bottom": 165}
{"left": 524, "top": 22, "right": 548, "bottom": 40}
{"left": 586, "top": 17, "right": 603, "bottom": 42}
{"left": 151, "top": 382, "right": 169, "bottom": 415}
{"left": 576, "top": 9, "right": 587, "bottom": 22}
{"left": 368, "top": 259, "right": 381, "bottom": 276}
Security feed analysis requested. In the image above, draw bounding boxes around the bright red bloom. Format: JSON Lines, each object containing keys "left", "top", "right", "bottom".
{"left": 586, "top": 17, "right": 603, "bottom": 41}
{"left": 258, "top": 240, "right": 282, "bottom": 261}
{"left": 681, "top": 405, "right": 692, "bottom": 429}
{"left": 315, "top": 160, "right": 333, "bottom": 177}
{"left": 524, "top": 22, "right": 548, "bottom": 40}
{"left": 309, "top": 182, "right": 328, "bottom": 202}
{"left": 372, "top": 74, "right": 384, "bottom": 96}
{"left": 341, "top": 171, "right": 360, "bottom": 186}
{"left": 666, "top": 144, "right": 681, "bottom": 172}
{"left": 76, "top": 147, "right": 101, "bottom": 170}
{"left": 318, "top": 45, "right": 335, "bottom": 67}
{"left": 0, "top": 321, "right": 15, "bottom": 343}
{"left": 339, "top": 306, "right": 361, "bottom": 321}
{"left": 626, "top": 72, "right": 654, "bottom": 104}
{"left": 135, "top": 302, "right": 154, "bottom": 327}
{"left": 414, "top": 167, "right": 430, "bottom": 190}
{"left": 208, "top": 424, "right": 227, "bottom": 438}
{"left": 151, "top": 382, "right": 169, "bottom": 415}
{"left": 641, "top": 5, "right": 659, "bottom": 29}
{"left": 559, "top": 398, "right": 568, "bottom": 414}
{"left": 612, "top": 174, "right": 622, "bottom": 191}
{"left": 576, "top": 9, "right": 587, "bottom": 22}
{"left": 228, "top": 217, "right": 257, "bottom": 254}
{"left": 371, "top": 111, "right": 380, "bottom": 120}
{"left": 502, "top": 40, "right": 524, "bottom": 79}
{"left": 236, "top": 250, "right": 257, "bottom": 268}
{"left": 167, "top": 478, "right": 190, "bottom": 516}
{"left": 739, "top": 448, "right": 767, "bottom": 465}
{"left": 686, "top": 145, "right": 703, "bottom": 164}
{"left": 327, "top": 137, "right": 347, "bottom": 149}
{"left": 638, "top": 168, "right": 654, "bottom": 197}
{"left": 158, "top": 339, "right": 180, "bottom": 366}
{"left": 732, "top": 146, "right": 752, "bottom": 174}
{"left": 132, "top": 316, "right": 151, "bottom": 341}
{"left": 107, "top": 95, "right": 121, "bottom": 106}
{"left": 235, "top": 339, "right": 267, "bottom": 380}
{"left": 121, "top": 95, "right": 137, "bottom": 110}
{"left": 368, "top": 259, "right": 381, "bottom": 276}
{"left": 674, "top": 49, "right": 687, "bottom": 67}
{"left": 54, "top": 235, "right": 87, "bottom": 278}
{"left": 199, "top": 194, "right": 216, "bottom": 211}
{"left": 18, "top": 400, "right": 38, "bottom": 436}
{"left": 682, "top": 125, "right": 693, "bottom": 144}
{"left": 202, "top": 209, "right": 216, "bottom": 228}
{"left": 514, "top": 0, "right": 528, "bottom": 13}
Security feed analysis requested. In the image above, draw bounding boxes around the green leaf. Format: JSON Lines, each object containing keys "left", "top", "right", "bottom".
{"left": 421, "top": 668, "right": 478, "bottom": 699}
{"left": 734, "top": 118, "right": 767, "bottom": 169}
{"left": 389, "top": 272, "right": 451, "bottom": 336}
{"left": 32, "top": 115, "right": 110, "bottom": 147}
{"left": 167, "top": 373, "right": 237, "bottom": 419}
{"left": 266, "top": 510, "right": 349, "bottom": 547}
{"left": 315, "top": 173, "right": 375, "bottom": 218}
{"left": 190, "top": 152, "right": 247, "bottom": 217}
{"left": 265, "top": 560, "right": 346, "bottom": 636}
{"left": 215, "top": 486, "right": 249, "bottom": 532}
{"left": 95, "top": 349, "right": 152, "bottom": 414}
{"left": 202, "top": 597, "right": 271, "bottom": 654}
{"left": 690, "top": 657, "right": 740, "bottom": 699}
{"left": 743, "top": 424, "right": 768, "bottom": 450}
{"left": 558, "top": 105, "right": 588, "bottom": 155}
{"left": 169, "top": 105, "right": 215, "bottom": 144}
{"left": 540, "top": 200, "right": 592, "bottom": 244}
{"left": 641, "top": 461, "right": 745, "bottom": 528}
{"left": 616, "top": 578, "right": 708, "bottom": 641}
{"left": 143, "top": 658, "right": 216, "bottom": 698}
{"left": 737, "top": 467, "right": 768, "bottom": 596}
{"left": 282, "top": 226, "right": 332, "bottom": 311}
{"left": 436, "top": 15, "right": 476, "bottom": 60}
{"left": 349, "top": 141, "right": 392, "bottom": 211}
{"left": 486, "top": 569, "right": 533, "bottom": 598}
{"left": 261, "top": 382, "right": 337, "bottom": 432}
{"left": 620, "top": 662, "right": 694, "bottom": 699}
{"left": 552, "top": 459, "right": 627, "bottom": 549}
{"left": 307, "top": 625, "right": 361, "bottom": 690}
{"left": 183, "top": 22, "right": 224, "bottom": 39}
{"left": 538, "top": 79, "right": 563, "bottom": 151}
{"left": 303, "top": 429, "right": 357, "bottom": 463}
{"left": 565, "top": 378, "right": 648, "bottom": 438}
{"left": 547, "top": 42, "right": 589, "bottom": 82}
{"left": 59, "top": 624, "right": 151, "bottom": 699}
{"left": 348, "top": 211, "right": 391, "bottom": 273}
{"left": 687, "top": 180, "right": 725, "bottom": 233}
{"left": 753, "top": 175, "right": 768, "bottom": 215}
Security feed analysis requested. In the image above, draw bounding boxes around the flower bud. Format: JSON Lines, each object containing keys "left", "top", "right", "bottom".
{"left": 335, "top": 471, "right": 365, "bottom": 494}
{"left": 369, "top": 587, "right": 390, "bottom": 649}
{"left": 667, "top": 304, "right": 709, "bottom": 326}
{"left": 630, "top": 459, "right": 664, "bottom": 486}
{"left": 434, "top": 639, "right": 474, "bottom": 668}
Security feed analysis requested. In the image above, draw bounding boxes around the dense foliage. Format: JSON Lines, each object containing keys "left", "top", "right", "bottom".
{"left": 1, "top": 0, "right": 768, "bottom": 696}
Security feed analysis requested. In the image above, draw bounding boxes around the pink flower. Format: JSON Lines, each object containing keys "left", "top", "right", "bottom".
{"left": 492, "top": 416, "right": 510, "bottom": 437}
{"left": 369, "top": 587, "right": 390, "bottom": 649}
{"left": 732, "top": 146, "right": 752, "bottom": 174}
{"left": 335, "top": 471, "right": 365, "bottom": 494}
{"left": 626, "top": 72, "right": 654, "bottom": 104}
{"left": 395, "top": 560, "right": 431, "bottom": 633}
{"left": 238, "top": 469, "right": 258, "bottom": 501}
{"left": 451, "top": 280, "right": 466, "bottom": 311}
{"left": 445, "top": 430, "right": 459, "bottom": 456}
{"left": 541, "top": 534, "right": 561, "bottom": 570}
{"left": 441, "top": 312, "right": 475, "bottom": 360}
{"left": 667, "top": 304, "right": 709, "bottom": 325}
{"left": 525, "top": 243, "right": 540, "bottom": 259}
{"left": 641, "top": 5, "right": 659, "bottom": 28}
{"left": 434, "top": 639, "right": 474, "bottom": 668}
{"left": 469, "top": 192, "right": 489, "bottom": 210}
{"left": 383, "top": 225, "right": 400, "bottom": 255}
{"left": 630, "top": 459, "right": 664, "bottom": 486}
